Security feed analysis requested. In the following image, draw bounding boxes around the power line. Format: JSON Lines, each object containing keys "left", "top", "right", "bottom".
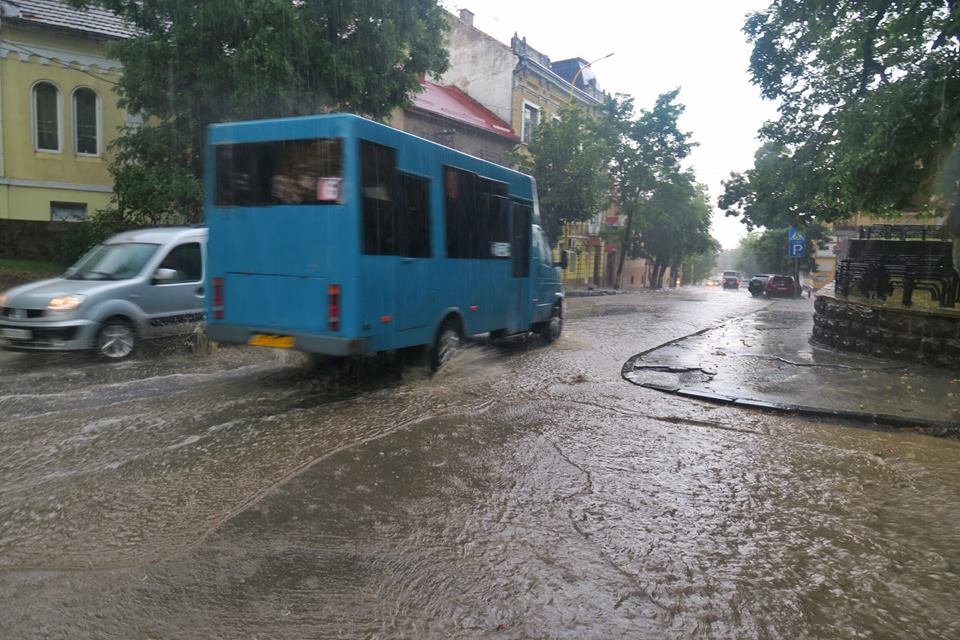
{"left": 0, "top": 39, "right": 120, "bottom": 86}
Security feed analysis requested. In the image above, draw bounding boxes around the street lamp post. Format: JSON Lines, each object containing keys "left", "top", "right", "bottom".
{"left": 567, "top": 52, "right": 614, "bottom": 103}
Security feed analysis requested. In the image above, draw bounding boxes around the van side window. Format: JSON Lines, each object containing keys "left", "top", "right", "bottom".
{"left": 361, "top": 140, "right": 397, "bottom": 255}
{"left": 537, "top": 229, "right": 553, "bottom": 267}
{"left": 397, "top": 173, "right": 431, "bottom": 258}
{"left": 444, "top": 166, "right": 510, "bottom": 259}
{"left": 511, "top": 201, "right": 531, "bottom": 278}
{"left": 158, "top": 242, "right": 202, "bottom": 283}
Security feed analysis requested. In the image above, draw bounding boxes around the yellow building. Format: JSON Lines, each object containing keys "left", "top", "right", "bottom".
{"left": 0, "top": 0, "right": 130, "bottom": 222}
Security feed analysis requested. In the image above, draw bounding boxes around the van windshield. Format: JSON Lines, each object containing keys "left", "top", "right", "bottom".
{"left": 67, "top": 242, "right": 160, "bottom": 281}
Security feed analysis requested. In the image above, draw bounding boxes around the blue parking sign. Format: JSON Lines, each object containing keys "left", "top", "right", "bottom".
{"left": 789, "top": 242, "right": 805, "bottom": 257}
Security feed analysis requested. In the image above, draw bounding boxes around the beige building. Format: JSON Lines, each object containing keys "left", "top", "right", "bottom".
{"left": 0, "top": 0, "right": 131, "bottom": 223}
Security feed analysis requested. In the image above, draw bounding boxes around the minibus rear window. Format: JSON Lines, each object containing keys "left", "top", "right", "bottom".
{"left": 215, "top": 138, "right": 343, "bottom": 206}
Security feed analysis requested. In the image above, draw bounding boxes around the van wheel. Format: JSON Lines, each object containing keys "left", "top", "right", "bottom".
{"left": 96, "top": 319, "right": 136, "bottom": 360}
{"left": 537, "top": 304, "right": 563, "bottom": 343}
{"left": 430, "top": 317, "right": 462, "bottom": 371}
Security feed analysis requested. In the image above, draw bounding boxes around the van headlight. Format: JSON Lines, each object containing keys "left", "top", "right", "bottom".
{"left": 47, "top": 294, "right": 86, "bottom": 312}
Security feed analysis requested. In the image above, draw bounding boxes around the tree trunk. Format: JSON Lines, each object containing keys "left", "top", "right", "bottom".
{"left": 650, "top": 258, "right": 663, "bottom": 289}
{"left": 614, "top": 208, "right": 634, "bottom": 289}
{"left": 670, "top": 260, "right": 681, "bottom": 288}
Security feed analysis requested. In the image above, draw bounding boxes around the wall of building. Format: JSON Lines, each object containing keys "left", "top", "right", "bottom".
{"left": 0, "top": 24, "right": 125, "bottom": 221}
{"left": 390, "top": 109, "right": 515, "bottom": 167}
{"left": 438, "top": 13, "right": 516, "bottom": 128}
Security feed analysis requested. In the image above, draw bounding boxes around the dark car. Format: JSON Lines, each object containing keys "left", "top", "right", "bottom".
{"left": 748, "top": 274, "right": 771, "bottom": 297}
{"left": 721, "top": 270, "right": 740, "bottom": 289}
{"left": 765, "top": 275, "right": 797, "bottom": 298}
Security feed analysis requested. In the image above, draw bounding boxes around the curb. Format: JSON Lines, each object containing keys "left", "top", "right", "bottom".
{"left": 633, "top": 381, "right": 960, "bottom": 436}
{"left": 621, "top": 311, "right": 959, "bottom": 437}
{"left": 566, "top": 289, "right": 624, "bottom": 298}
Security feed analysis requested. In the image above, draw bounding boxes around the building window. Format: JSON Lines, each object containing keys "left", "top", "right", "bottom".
{"left": 50, "top": 202, "right": 87, "bottom": 222}
{"left": 522, "top": 102, "right": 540, "bottom": 144}
{"left": 33, "top": 82, "right": 61, "bottom": 152}
{"left": 73, "top": 88, "right": 100, "bottom": 155}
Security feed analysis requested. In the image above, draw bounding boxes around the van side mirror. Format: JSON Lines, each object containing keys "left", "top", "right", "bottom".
{"left": 556, "top": 250, "right": 569, "bottom": 270}
{"left": 153, "top": 267, "right": 177, "bottom": 283}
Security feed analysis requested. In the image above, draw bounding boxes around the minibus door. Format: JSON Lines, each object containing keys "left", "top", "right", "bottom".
{"left": 511, "top": 201, "right": 533, "bottom": 332}
{"left": 397, "top": 174, "right": 432, "bottom": 331}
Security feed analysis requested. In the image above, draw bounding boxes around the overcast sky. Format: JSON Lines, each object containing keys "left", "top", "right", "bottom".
{"left": 440, "top": 0, "right": 779, "bottom": 249}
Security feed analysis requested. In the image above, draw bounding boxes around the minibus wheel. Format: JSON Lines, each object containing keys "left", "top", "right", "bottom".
{"left": 537, "top": 304, "right": 563, "bottom": 343}
{"left": 430, "top": 317, "right": 462, "bottom": 371}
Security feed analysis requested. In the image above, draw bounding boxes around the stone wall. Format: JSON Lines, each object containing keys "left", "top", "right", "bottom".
{"left": 813, "top": 294, "right": 960, "bottom": 368}
{"left": 0, "top": 219, "right": 70, "bottom": 262}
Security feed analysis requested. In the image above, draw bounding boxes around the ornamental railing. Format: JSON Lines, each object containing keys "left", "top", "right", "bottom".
{"left": 857, "top": 224, "right": 949, "bottom": 241}
{"left": 836, "top": 234, "right": 958, "bottom": 309}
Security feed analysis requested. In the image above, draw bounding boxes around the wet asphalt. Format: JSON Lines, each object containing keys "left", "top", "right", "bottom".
{"left": 1, "top": 287, "right": 959, "bottom": 639}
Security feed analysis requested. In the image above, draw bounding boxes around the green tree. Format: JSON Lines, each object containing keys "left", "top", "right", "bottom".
{"left": 689, "top": 239, "right": 721, "bottom": 284}
{"left": 71, "top": 0, "right": 449, "bottom": 226}
{"left": 596, "top": 90, "right": 695, "bottom": 288}
{"left": 639, "top": 173, "right": 714, "bottom": 288}
{"left": 734, "top": 225, "right": 826, "bottom": 275}
{"left": 723, "top": 0, "right": 960, "bottom": 227}
{"left": 512, "top": 104, "right": 609, "bottom": 243}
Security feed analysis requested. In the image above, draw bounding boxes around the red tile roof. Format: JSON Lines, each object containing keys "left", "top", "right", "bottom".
{"left": 411, "top": 80, "right": 518, "bottom": 142}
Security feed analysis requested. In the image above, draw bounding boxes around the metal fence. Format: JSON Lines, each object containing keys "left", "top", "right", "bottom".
{"left": 836, "top": 230, "right": 958, "bottom": 308}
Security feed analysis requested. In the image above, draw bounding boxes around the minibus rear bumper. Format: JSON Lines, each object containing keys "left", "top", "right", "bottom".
{"left": 206, "top": 324, "right": 366, "bottom": 357}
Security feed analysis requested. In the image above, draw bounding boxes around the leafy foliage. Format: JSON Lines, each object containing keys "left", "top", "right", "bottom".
{"left": 734, "top": 224, "right": 826, "bottom": 275}
{"left": 638, "top": 175, "right": 715, "bottom": 288}
{"left": 513, "top": 105, "right": 609, "bottom": 243}
{"left": 723, "top": 0, "right": 960, "bottom": 228}
{"left": 595, "top": 91, "right": 699, "bottom": 287}
{"left": 71, "top": 0, "right": 449, "bottom": 226}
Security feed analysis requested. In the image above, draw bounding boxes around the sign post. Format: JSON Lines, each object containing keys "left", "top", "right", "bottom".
{"left": 788, "top": 227, "right": 805, "bottom": 297}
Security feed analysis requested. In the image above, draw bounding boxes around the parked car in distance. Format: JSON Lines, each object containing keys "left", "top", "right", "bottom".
{"left": 748, "top": 274, "right": 771, "bottom": 297}
{"left": 765, "top": 274, "right": 797, "bottom": 298}
{"left": 0, "top": 226, "right": 207, "bottom": 359}
{"left": 721, "top": 270, "right": 741, "bottom": 289}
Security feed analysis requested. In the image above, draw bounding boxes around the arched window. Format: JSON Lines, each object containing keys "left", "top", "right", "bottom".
{"left": 33, "top": 82, "right": 61, "bottom": 152}
{"left": 73, "top": 88, "right": 99, "bottom": 155}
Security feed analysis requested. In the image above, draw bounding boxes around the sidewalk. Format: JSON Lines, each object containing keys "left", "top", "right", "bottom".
{"left": 622, "top": 296, "right": 960, "bottom": 435}
{"left": 565, "top": 288, "right": 623, "bottom": 298}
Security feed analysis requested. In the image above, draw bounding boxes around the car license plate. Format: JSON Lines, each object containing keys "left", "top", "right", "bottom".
{"left": 0, "top": 328, "right": 32, "bottom": 340}
{"left": 248, "top": 333, "right": 294, "bottom": 349}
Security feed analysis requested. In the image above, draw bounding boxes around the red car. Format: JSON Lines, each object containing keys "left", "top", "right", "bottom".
{"left": 765, "top": 275, "right": 797, "bottom": 297}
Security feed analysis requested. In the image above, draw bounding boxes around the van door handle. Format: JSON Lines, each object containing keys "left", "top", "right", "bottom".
{"left": 196, "top": 287, "right": 205, "bottom": 296}
{"left": 401, "top": 257, "right": 414, "bottom": 263}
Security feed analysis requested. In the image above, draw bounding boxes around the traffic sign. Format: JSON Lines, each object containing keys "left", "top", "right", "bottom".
{"left": 788, "top": 226, "right": 805, "bottom": 257}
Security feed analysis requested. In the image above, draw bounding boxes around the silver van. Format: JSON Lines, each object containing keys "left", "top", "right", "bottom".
{"left": 0, "top": 226, "right": 207, "bottom": 359}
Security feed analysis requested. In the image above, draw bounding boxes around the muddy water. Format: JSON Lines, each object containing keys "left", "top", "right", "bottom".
{"left": 1, "top": 288, "right": 959, "bottom": 638}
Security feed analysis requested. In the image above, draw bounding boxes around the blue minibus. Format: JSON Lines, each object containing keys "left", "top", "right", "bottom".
{"left": 203, "top": 113, "right": 565, "bottom": 367}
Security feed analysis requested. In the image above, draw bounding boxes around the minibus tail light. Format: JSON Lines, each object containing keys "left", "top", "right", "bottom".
{"left": 212, "top": 277, "right": 225, "bottom": 320}
{"left": 328, "top": 284, "right": 340, "bottom": 332}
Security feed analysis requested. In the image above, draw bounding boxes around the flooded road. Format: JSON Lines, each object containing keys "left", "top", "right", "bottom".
{"left": 1, "top": 287, "right": 959, "bottom": 638}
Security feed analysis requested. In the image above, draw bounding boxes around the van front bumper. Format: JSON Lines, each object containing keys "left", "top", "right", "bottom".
{"left": 206, "top": 324, "right": 367, "bottom": 357}
{"left": 0, "top": 318, "right": 98, "bottom": 352}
